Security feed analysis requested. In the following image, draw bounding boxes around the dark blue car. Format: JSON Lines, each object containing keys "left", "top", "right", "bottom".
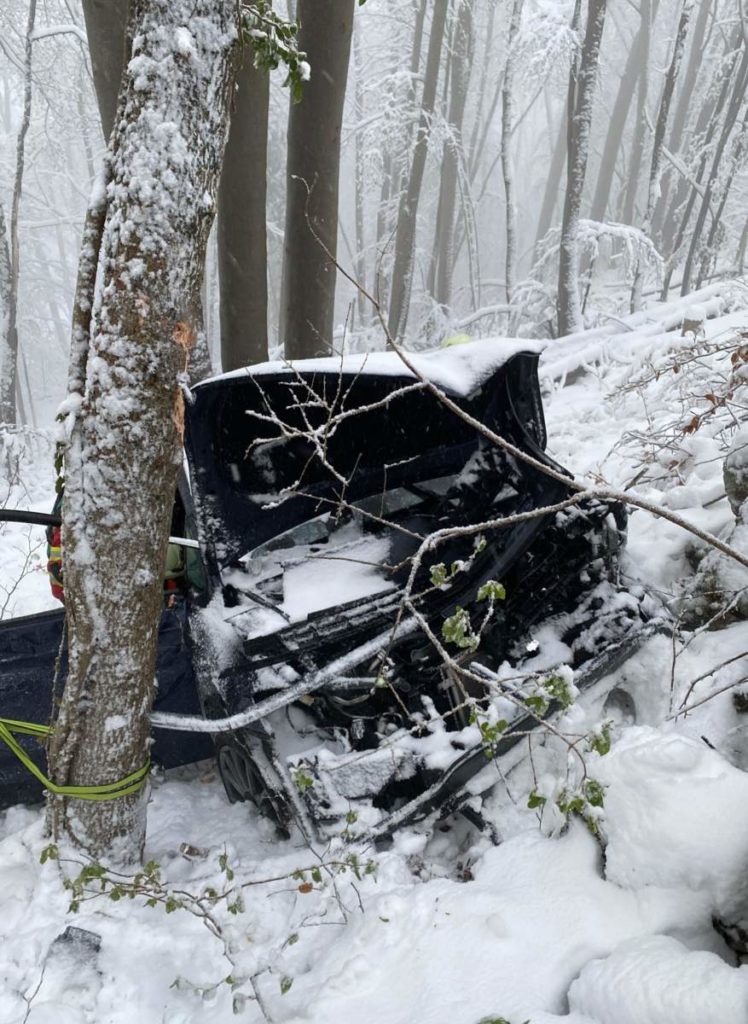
{"left": 0, "top": 346, "right": 657, "bottom": 837}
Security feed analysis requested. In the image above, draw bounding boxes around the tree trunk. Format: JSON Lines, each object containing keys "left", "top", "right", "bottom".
{"left": 375, "top": 0, "right": 428, "bottom": 314}
{"left": 556, "top": 0, "right": 607, "bottom": 337}
{"left": 631, "top": 0, "right": 693, "bottom": 311}
{"left": 82, "top": 0, "right": 268, "bottom": 377}
{"left": 353, "top": 21, "right": 368, "bottom": 326}
{"left": 589, "top": 3, "right": 660, "bottom": 223}
{"left": 533, "top": 114, "right": 566, "bottom": 260}
{"left": 500, "top": 0, "right": 523, "bottom": 304}
{"left": 217, "top": 47, "right": 269, "bottom": 371}
{"left": 695, "top": 102, "right": 748, "bottom": 288}
{"left": 651, "top": 0, "right": 712, "bottom": 243}
{"left": 0, "top": 203, "right": 14, "bottom": 424}
{"left": 47, "top": 0, "right": 238, "bottom": 863}
{"left": 620, "top": 0, "right": 652, "bottom": 225}
{"left": 681, "top": 43, "right": 748, "bottom": 294}
{"left": 432, "top": 0, "right": 473, "bottom": 310}
{"left": 0, "top": 0, "right": 36, "bottom": 426}
{"left": 466, "top": 0, "right": 499, "bottom": 182}
{"left": 81, "top": 0, "right": 129, "bottom": 142}
{"left": 387, "top": 0, "right": 449, "bottom": 342}
{"left": 659, "top": 29, "right": 742, "bottom": 297}
{"left": 281, "top": 0, "right": 355, "bottom": 359}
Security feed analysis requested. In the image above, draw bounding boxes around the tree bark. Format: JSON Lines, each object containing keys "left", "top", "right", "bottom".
{"left": 680, "top": 42, "right": 748, "bottom": 294}
{"left": 81, "top": 0, "right": 129, "bottom": 142}
{"left": 0, "top": 203, "right": 14, "bottom": 424}
{"left": 695, "top": 101, "right": 748, "bottom": 287}
{"left": 500, "top": 0, "right": 523, "bottom": 304}
{"left": 387, "top": 0, "right": 449, "bottom": 342}
{"left": 620, "top": 0, "right": 652, "bottom": 225}
{"left": 374, "top": 0, "right": 428, "bottom": 315}
{"left": 280, "top": 0, "right": 355, "bottom": 360}
{"left": 48, "top": 0, "right": 238, "bottom": 863}
{"left": 556, "top": 0, "right": 607, "bottom": 337}
{"left": 0, "top": 0, "right": 36, "bottom": 426}
{"left": 651, "top": 0, "right": 712, "bottom": 243}
{"left": 533, "top": 114, "right": 566, "bottom": 261}
{"left": 631, "top": 0, "right": 693, "bottom": 311}
{"left": 431, "top": 0, "right": 473, "bottom": 310}
{"left": 217, "top": 47, "right": 269, "bottom": 371}
{"left": 659, "top": 28, "right": 742, "bottom": 297}
{"left": 352, "top": 21, "right": 368, "bottom": 326}
{"left": 589, "top": 2, "right": 660, "bottom": 223}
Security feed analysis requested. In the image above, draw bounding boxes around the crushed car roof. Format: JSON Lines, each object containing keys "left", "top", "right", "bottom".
{"left": 185, "top": 346, "right": 549, "bottom": 570}
{"left": 195, "top": 337, "right": 546, "bottom": 398}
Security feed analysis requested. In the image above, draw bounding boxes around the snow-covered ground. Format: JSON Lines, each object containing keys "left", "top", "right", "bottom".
{"left": 2, "top": 294, "right": 748, "bottom": 1024}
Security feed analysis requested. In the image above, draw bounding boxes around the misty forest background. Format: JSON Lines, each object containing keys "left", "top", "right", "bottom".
{"left": 0, "top": 0, "right": 746, "bottom": 430}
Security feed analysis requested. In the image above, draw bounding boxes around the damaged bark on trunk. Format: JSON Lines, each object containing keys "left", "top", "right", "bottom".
{"left": 47, "top": 0, "right": 238, "bottom": 863}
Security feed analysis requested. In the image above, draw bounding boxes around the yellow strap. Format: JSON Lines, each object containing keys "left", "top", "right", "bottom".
{"left": 0, "top": 719, "right": 150, "bottom": 800}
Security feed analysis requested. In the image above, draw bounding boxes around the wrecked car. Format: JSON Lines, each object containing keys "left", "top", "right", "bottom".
{"left": 0, "top": 341, "right": 661, "bottom": 839}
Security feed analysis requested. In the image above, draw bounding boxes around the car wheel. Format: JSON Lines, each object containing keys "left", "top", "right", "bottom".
{"left": 216, "top": 737, "right": 292, "bottom": 837}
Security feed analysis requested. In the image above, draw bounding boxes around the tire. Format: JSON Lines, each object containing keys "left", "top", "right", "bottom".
{"left": 216, "top": 735, "right": 292, "bottom": 837}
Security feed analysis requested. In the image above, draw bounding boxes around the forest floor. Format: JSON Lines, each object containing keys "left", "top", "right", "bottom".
{"left": 2, "top": 285, "right": 748, "bottom": 1024}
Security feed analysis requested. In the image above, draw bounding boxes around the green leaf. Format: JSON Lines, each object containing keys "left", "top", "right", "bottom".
{"left": 430, "top": 563, "right": 448, "bottom": 587}
{"left": 584, "top": 778, "right": 605, "bottom": 808}
{"left": 293, "top": 768, "right": 314, "bottom": 794}
{"left": 525, "top": 694, "right": 548, "bottom": 715}
{"left": 477, "top": 580, "right": 506, "bottom": 603}
{"left": 588, "top": 722, "right": 612, "bottom": 756}
{"left": 442, "top": 606, "right": 479, "bottom": 651}
{"left": 40, "top": 843, "right": 58, "bottom": 865}
{"left": 527, "top": 791, "right": 546, "bottom": 810}
{"left": 544, "top": 674, "right": 574, "bottom": 710}
{"left": 280, "top": 976, "right": 293, "bottom": 996}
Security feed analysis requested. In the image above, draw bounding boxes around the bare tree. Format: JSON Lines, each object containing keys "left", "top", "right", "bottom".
{"left": 375, "top": 0, "right": 428, "bottom": 295}
{"left": 660, "top": 27, "right": 744, "bottom": 297}
{"left": 589, "top": 2, "right": 660, "bottom": 224}
{"left": 48, "top": 0, "right": 238, "bottom": 863}
{"left": 0, "top": 0, "right": 36, "bottom": 426}
{"left": 556, "top": 0, "right": 607, "bottom": 337}
{"left": 217, "top": 47, "right": 270, "bottom": 370}
{"left": 680, "top": 41, "right": 748, "bottom": 294}
{"left": 430, "top": 0, "right": 473, "bottom": 311}
{"left": 650, "top": 0, "right": 713, "bottom": 244}
{"left": 387, "top": 0, "right": 449, "bottom": 341}
{"left": 281, "top": 0, "right": 355, "bottom": 359}
{"left": 500, "top": 0, "right": 523, "bottom": 304}
{"left": 620, "top": 0, "right": 652, "bottom": 226}
{"left": 630, "top": 0, "right": 693, "bottom": 311}
{"left": 80, "top": 0, "right": 129, "bottom": 141}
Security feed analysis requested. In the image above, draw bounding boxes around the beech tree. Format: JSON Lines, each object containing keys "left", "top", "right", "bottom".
{"left": 387, "top": 0, "right": 448, "bottom": 341}
{"left": 630, "top": 0, "right": 693, "bottom": 311}
{"left": 0, "top": 0, "right": 36, "bottom": 426}
{"left": 281, "top": 0, "right": 355, "bottom": 360}
{"left": 217, "top": 48, "right": 270, "bottom": 370}
{"left": 81, "top": 0, "right": 270, "bottom": 375}
{"left": 556, "top": 0, "right": 607, "bottom": 337}
{"left": 48, "top": 0, "right": 239, "bottom": 862}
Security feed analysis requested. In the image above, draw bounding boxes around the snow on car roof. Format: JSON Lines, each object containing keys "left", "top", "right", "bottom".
{"left": 197, "top": 337, "right": 546, "bottom": 398}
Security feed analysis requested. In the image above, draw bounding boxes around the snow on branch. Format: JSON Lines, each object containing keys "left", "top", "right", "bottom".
{"left": 534, "top": 219, "right": 664, "bottom": 287}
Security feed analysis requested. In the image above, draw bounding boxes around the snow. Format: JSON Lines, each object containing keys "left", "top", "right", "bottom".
{"left": 198, "top": 336, "right": 546, "bottom": 398}
{"left": 3, "top": 298, "right": 748, "bottom": 1023}
{"left": 569, "top": 935, "right": 748, "bottom": 1024}
{"left": 595, "top": 728, "right": 748, "bottom": 918}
